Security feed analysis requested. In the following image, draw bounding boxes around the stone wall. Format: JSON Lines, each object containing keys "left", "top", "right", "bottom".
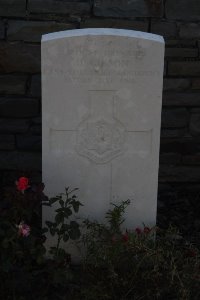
{"left": 0, "top": 0, "right": 200, "bottom": 233}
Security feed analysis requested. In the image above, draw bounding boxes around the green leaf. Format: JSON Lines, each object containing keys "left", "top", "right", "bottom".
{"left": 55, "top": 208, "right": 63, "bottom": 213}
{"left": 59, "top": 199, "right": 64, "bottom": 207}
{"left": 72, "top": 200, "right": 83, "bottom": 213}
{"left": 70, "top": 220, "right": 79, "bottom": 228}
{"left": 55, "top": 212, "right": 64, "bottom": 225}
{"left": 64, "top": 207, "right": 72, "bottom": 218}
{"left": 45, "top": 221, "right": 54, "bottom": 228}
{"left": 63, "top": 234, "right": 69, "bottom": 242}
{"left": 49, "top": 197, "right": 59, "bottom": 205}
{"left": 50, "top": 228, "right": 56, "bottom": 236}
{"left": 69, "top": 223, "right": 80, "bottom": 240}
{"left": 42, "top": 227, "right": 48, "bottom": 234}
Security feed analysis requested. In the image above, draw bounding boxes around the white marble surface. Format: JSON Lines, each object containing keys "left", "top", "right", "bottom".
{"left": 42, "top": 28, "right": 164, "bottom": 240}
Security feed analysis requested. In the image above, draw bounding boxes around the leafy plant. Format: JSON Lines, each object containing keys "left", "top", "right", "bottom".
{"left": 82, "top": 201, "right": 200, "bottom": 300}
{"left": 44, "top": 187, "right": 82, "bottom": 260}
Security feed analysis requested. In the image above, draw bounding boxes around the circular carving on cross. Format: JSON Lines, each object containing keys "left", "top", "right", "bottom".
{"left": 76, "top": 118, "right": 125, "bottom": 164}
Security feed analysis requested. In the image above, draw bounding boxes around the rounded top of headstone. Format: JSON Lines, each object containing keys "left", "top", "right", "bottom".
{"left": 42, "top": 28, "right": 164, "bottom": 44}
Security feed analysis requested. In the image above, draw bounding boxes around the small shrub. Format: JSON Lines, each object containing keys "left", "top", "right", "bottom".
{"left": 82, "top": 201, "right": 200, "bottom": 300}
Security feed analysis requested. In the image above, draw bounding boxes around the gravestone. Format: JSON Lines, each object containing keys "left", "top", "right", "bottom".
{"left": 42, "top": 29, "right": 164, "bottom": 235}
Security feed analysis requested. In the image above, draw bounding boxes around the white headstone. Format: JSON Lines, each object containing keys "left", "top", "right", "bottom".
{"left": 42, "top": 29, "right": 164, "bottom": 232}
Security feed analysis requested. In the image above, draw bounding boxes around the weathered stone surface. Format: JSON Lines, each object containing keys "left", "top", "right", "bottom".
{"left": 161, "top": 128, "right": 186, "bottom": 138}
{"left": 0, "top": 42, "right": 40, "bottom": 73}
{"left": 0, "top": 98, "right": 39, "bottom": 118}
{"left": 163, "top": 93, "right": 200, "bottom": 107}
{"left": 42, "top": 28, "right": 164, "bottom": 234}
{"left": 29, "top": 0, "right": 91, "bottom": 15}
{"left": 0, "top": 75, "right": 27, "bottom": 95}
{"left": 190, "top": 113, "right": 200, "bottom": 136}
{"left": 94, "top": 0, "right": 163, "bottom": 18}
{"left": 192, "top": 78, "right": 200, "bottom": 90}
{"left": 7, "top": 21, "right": 76, "bottom": 42}
{"left": 163, "top": 78, "right": 190, "bottom": 91}
{"left": 179, "top": 23, "right": 200, "bottom": 39}
{"left": 159, "top": 165, "right": 200, "bottom": 182}
{"left": 81, "top": 18, "right": 148, "bottom": 31}
{"left": 166, "top": 0, "right": 200, "bottom": 21}
{"left": 168, "top": 61, "right": 200, "bottom": 76}
{"left": 30, "top": 74, "right": 41, "bottom": 97}
{"left": 0, "top": 119, "right": 30, "bottom": 133}
{"left": 16, "top": 134, "right": 41, "bottom": 151}
{"left": 165, "top": 48, "right": 198, "bottom": 58}
{"left": 0, "top": 151, "right": 41, "bottom": 170}
{"left": 0, "top": 134, "right": 15, "bottom": 150}
{"left": 151, "top": 20, "right": 177, "bottom": 38}
{"left": 161, "top": 108, "right": 188, "bottom": 128}
{"left": 0, "top": 0, "right": 26, "bottom": 17}
{"left": 0, "top": 20, "right": 4, "bottom": 39}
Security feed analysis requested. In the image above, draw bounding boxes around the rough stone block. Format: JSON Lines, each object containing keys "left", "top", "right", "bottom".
{"left": 0, "top": 0, "right": 26, "bottom": 17}
{"left": 166, "top": 39, "right": 197, "bottom": 47}
{"left": 165, "top": 48, "right": 198, "bottom": 58}
{"left": 161, "top": 128, "right": 186, "bottom": 138}
{"left": 0, "top": 98, "right": 39, "bottom": 118}
{"left": 29, "top": 0, "right": 91, "bottom": 15}
{"left": 163, "top": 78, "right": 191, "bottom": 91}
{"left": 0, "top": 134, "right": 15, "bottom": 150}
{"left": 182, "top": 154, "right": 200, "bottom": 165}
{"left": 0, "top": 151, "right": 41, "bottom": 171}
{"left": 30, "top": 124, "right": 41, "bottom": 134}
{"left": 32, "top": 116, "right": 41, "bottom": 124}
{"left": 0, "top": 119, "right": 30, "bottom": 133}
{"left": 159, "top": 153, "right": 181, "bottom": 164}
{"left": 159, "top": 165, "right": 200, "bottom": 182}
{"left": 191, "top": 108, "right": 200, "bottom": 113}
{"left": 80, "top": 18, "right": 148, "bottom": 32}
{"left": 0, "top": 20, "right": 4, "bottom": 39}
{"left": 16, "top": 134, "right": 41, "bottom": 151}
{"left": 166, "top": 0, "right": 200, "bottom": 21}
{"left": 191, "top": 78, "right": 200, "bottom": 90}
{"left": 160, "top": 138, "right": 200, "bottom": 155}
{"left": 168, "top": 61, "right": 200, "bottom": 76}
{"left": 179, "top": 23, "right": 200, "bottom": 39}
{"left": 30, "top": 74, "right": 41, "bottom": 97}
{"left": 190, "top": 113, "right": 200, "bottom": 136}
{"left": 0, "top": 42, "right": 41, "bottom": 73}
{"left": 151, "top": 20, "right": 177, "bottom": 38}
{"left": 7, "top": 20, "right": 76, "bottom": 43}
{"left": 94, "top": 0, "right": 163, "bottom": 18}
{"left": 161, "top": 108, "right": 188, "bottom": 128}
{"left": 163, "top": 93, "right": 200, "bottom": 107}
{"left": 0, "top": 75, "right": 27, "bottom": 95}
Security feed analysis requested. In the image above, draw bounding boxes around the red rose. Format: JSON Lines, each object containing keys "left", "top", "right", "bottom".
{"left": 143, "top": 227, "right": 151, "bottom": 234}
{"left": 16, "top": 177, "right": 29, "bottom": 192}
{"left": 186, "top": 249, "right": 197, "bottom": 258}
{"left": 122, "top": 232, "right": 129, "bottom": 243}
{"left": 135, "top": 227, "right": 142, "bottom": 235}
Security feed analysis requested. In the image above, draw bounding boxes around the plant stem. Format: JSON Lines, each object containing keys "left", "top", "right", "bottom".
{"left": 55, "top": 235, "right": 62, "bottom": 258}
